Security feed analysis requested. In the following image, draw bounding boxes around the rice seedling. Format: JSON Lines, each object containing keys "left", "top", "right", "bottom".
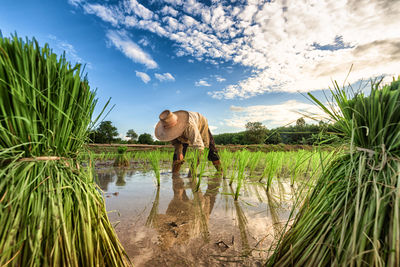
{"left": 231, "top": 150, "right": 250, "bottom": 201}
{"left": 247, "top": 151, "right": 263, "bottom": 178}
{"left": 0, "top": 35, "right": 129, "bottom": 265}
{"left": 148, "top": 150, "right": 161, "bottom": 186}
{"left": 126, "top": 151, "right": 135, "bottom": 161}
{"left": 113, "top": 146, "right": 129, "bottom": 167}
{"left": 261, "top": 151, "right": 284, "bottom": 189}
{"left": 186, "top": 149, "right": 200, "bottom": 179}
{"left": 219, "top": 149, "right": 234, "bottom": 179}
{"left": 267, "top": 77, "right": 400, "bottom": 266}
{"left": 160, "top": 150, "right": 172, "bottom": 161}
{"left": 288, "top": 150, "right": 313, "bottom": 185}
{"left": 194, "top": 150, "right": 209, "bottom": 192}
{"left": 228, "top": 152, "right": 240, "bottom": 186}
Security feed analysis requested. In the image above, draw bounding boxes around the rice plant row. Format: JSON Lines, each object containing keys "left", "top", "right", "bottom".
{"left": 81, "top": 147, "right": 335, "bottom": 200}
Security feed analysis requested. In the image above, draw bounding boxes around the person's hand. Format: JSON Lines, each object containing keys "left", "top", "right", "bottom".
{"left": 178, "top": 153, "right": 184, "bottom": 161}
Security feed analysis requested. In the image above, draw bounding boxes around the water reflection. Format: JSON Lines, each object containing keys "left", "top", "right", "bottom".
{"left": 94, "top": 166, "right": 306, "bottom": 266}
{"left": 145, "top": 186, "right": 159, "bottom": 227}
{"left": 229, "top": 184, "right": 250, "bottom": 254}
{"left": 146, "top": 173, "right": 223, "bottom": 250}
{"left": 266, "top": 190, "right": 283, "bottom": 239}
{"left": 115, "top": 168, "right": 127, "bottom": 186}
{"left": 96, "top": 171, "right": 115, "bottom": 191}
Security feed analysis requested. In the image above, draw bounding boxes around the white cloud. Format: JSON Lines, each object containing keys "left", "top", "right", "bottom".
{"left": 136, "top": 71, "right": 151, "bottom": 83}
{"left": 83, "top": 4, "right": 120, "bottom": 26}
{"left": 195, "top": 79, "right": 211, "bottom": 87}
{"left": 209, "top": 125, "right": 217, "bottom": 132}
{"left": 225, "top": 100, "right": 327, "bottom": 129}
{"left": 118, "top": 133, "right": 130, "bottom": 141}
{"left": 164, "top": 0, "right": 183, "bottom": 6}
{"left": 78, "top": 0, "right": 400, "bottom": 99}
{"left": 124, "top": 0, "right": 154, "bottom": 20}
{"left": 155, "top": 72, "right": 175, "bottom": 82}
{"left": 106, "top": 30, "right": 158, "bottom": 69}
{"left": 138, "top": 38, "right": 149, "bottom": 47}
{"left": 68, "top": 0, "right": 84, "bottom": 7}
{"left": 160, "top": 5, "right": 178, "bottom": 17}
{"left": 215, "top": 75, "right": 226, "bottom": 82}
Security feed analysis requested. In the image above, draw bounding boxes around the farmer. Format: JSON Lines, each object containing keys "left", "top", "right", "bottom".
{"left": 155, "top": 110, "right": 222, "bottom": 174}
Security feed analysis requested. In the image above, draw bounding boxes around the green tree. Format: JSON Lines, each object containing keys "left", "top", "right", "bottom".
{"left": 265, "top": 131, "right": 282, "bottom": 144}
{"left": 244, "top": 122, "right": 268, "bottom": 144}
{"left": 126, "top": 129, "right": 138, "bottom": 143}
{"left": 214, "top": 132, "right": 245, "bottom": 145}
{"left": 296, "top": 117, "right": 306, "bottom": 127}
{"left": 138, "top": 133, "right": 154, "bottom": 144}
{"left": 95, "top": 121, "right": 118, "bottom": 144}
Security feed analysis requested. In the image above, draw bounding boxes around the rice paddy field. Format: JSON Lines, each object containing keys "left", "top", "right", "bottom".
{"left": 3, "top": 34, "right": 400, "bottom": 266}
{"left": 80, "top": 147, "right": 336, "bottom": 266}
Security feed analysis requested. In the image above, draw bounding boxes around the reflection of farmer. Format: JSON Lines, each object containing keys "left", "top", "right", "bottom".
{"left": 149, "top": 174, "right": 222, "bottom": 250}
{"left": 154, "top": 110, "right": 222, "bottom": 174}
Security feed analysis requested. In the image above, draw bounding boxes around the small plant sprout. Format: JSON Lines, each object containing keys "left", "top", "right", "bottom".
{"left": 148, "top": 150, "right": 161, "bottom": 186}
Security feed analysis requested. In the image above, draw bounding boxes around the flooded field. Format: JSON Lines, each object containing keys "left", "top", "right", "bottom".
{"left": 95, "top": 165, "right": 304, "bottom": 266}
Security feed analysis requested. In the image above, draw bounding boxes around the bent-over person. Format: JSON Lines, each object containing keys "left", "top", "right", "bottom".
{"left": 154, "top": 110, "right": 222, "bottom": 174}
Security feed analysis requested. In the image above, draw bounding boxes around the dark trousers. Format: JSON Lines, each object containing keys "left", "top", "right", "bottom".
{"left": 173, "top": 129, "right": 220, "bottom": 161}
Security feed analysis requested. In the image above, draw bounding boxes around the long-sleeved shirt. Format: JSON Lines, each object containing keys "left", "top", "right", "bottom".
{"left": 171, "top": 111, "right": 210, "bottom": 154}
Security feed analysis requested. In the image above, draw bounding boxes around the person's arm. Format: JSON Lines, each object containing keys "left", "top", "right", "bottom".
{"left": 171, "top": 139, "right": 185, "bottom": 173}
{"left": 171, "top": 139, "right": 184, "bottom": 161}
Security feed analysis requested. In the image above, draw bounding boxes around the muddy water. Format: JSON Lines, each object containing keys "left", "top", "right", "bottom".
{"left": 96, "top": 167, "right": 299, "bottom": 266}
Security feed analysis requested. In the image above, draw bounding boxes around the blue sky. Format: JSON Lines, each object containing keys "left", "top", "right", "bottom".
{"left": 1, "top": 0, "right": 399, "bottom": 140}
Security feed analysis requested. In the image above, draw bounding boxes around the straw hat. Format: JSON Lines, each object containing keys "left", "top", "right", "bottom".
{"left": 155, "top": 110, "right": 189, "bottom": 141}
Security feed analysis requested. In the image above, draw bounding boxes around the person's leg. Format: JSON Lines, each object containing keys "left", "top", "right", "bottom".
{"left": 207, "top": 129, "right": 222, "bottom": 172}
{"left": 182, "top": 143, "right": 188, "bottom": 157}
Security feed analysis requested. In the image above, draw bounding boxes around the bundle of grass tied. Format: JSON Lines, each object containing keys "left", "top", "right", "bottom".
{"left": 114, "top": 146, "right": 129, "bottom": 167}
{"left": 267, "top": 77, "right": 400, "bottom": 266}
{"left": 0, "top": 34, "right": 129, "bottom": 266}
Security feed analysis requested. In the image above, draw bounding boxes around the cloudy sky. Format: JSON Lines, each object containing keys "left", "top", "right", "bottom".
{"left": 1, "top": 0, "right": 399, "bottom": 139}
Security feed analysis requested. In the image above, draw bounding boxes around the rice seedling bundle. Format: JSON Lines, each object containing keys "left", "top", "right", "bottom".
{"left": 268, "top": 78, "right": 400, "bottom": 266}
{"left": 186, "top": 149, "right": 200, "bottom": 179}
{"left": 113, "top": 146, "right": 129, "bottom": 167}
{"left": 0, "top": 35, "right": 129, "bottom": 266}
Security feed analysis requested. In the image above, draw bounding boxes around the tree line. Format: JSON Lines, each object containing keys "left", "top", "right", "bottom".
{"left": 88, "top": 121, "right": 167, "bottom": 145}
{"left": 89, "top": 118, "right": 339, "bottom": 145}
{"left": 213, "top": 119, "right": 340, "bottom": 145}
